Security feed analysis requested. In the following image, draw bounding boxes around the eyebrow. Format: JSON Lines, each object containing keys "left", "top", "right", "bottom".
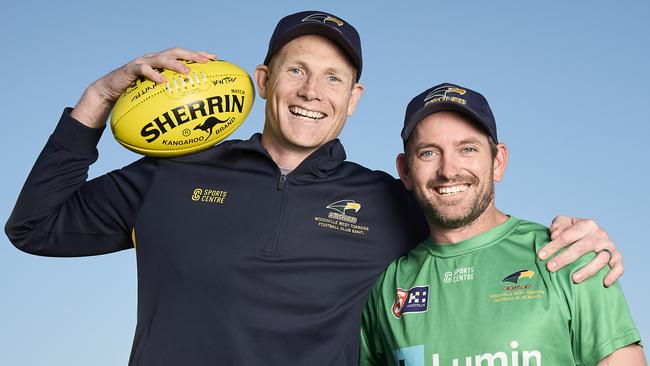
{"left": 411, "top": 137, "right": 485, "bottom": 151}
{"left": 281, "top": 60, "right": 306, "bottom": 69}
{"left": 411, "top": 142, "right": 440, "bottom": 151}
{"left": 458, "top": 137, "right": 484, "bottom": 145}
{"left": 324, "top": 65, "right": 346, "bottom": 75}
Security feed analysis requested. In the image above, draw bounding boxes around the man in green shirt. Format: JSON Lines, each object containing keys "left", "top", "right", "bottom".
{"left": 360, "top": 83, "right": 645, "bottom": 365}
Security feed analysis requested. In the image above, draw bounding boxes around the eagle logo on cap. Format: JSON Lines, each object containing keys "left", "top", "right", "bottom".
{"left": 302, "top": 13, "right": 344, "bottom": 27}
{"left": 424, "top": 86, "right": 466, "bottom": 102}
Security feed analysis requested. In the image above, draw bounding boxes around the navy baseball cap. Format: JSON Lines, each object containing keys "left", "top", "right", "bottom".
{"left": 263, "top": 11, "right": 363, "bottom": 81}
{"left": 401, "top": 83, "right": 498, "bottom": 143}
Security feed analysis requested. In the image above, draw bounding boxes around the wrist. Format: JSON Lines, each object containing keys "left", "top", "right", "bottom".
{"left": 71, "top": 84, "right": 114, "bottom": 129}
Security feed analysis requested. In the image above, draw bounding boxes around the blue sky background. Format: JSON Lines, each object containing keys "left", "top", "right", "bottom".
{"left": 2, "top": 1, "right": 648, "bottom": 364}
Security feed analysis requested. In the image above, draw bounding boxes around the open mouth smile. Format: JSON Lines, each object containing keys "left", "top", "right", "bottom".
{"left": 434, "top": 184, "right": 470, "bottom": 196}
{"left": 289, "top": 106, "right": 327, "bottom": 120}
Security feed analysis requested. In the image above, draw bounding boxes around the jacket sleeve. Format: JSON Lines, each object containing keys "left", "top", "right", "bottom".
{"left": 5, "top": 108, "right": 158, "bottom": 257}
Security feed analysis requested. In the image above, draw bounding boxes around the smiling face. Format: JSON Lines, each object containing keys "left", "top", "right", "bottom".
{"left": 397, "top": 111, "right": 508, "bottom": 230}
{"left": 255, "top": 35, "right": 364, "bottom": 159}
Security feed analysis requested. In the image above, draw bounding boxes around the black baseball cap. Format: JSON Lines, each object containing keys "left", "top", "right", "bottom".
{"left": 401, "top": 82, "right": 498, "bottom": 144}
{"left": 263, "top": 11, "right": 363, "bottom": 81}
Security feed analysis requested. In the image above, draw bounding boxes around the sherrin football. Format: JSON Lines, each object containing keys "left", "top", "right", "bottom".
{"left": 110, "top": 59, "right": 254, "bottom": 157}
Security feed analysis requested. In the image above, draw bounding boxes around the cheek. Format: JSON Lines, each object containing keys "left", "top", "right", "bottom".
{"left": 464, "top": 157, "right": 491, "bottom": 176}
{"left": 328, "top": 89, "right": 352, "bottom": 111}
{"left": 271, "top": 91, "right": 291, "bottom": 114}
{"left": 271, "top": 79, "right": 297, "bottom": 102}
{"left": 411, "top": 165, "right": 436, "bottom": 188}
{"left": 479, "top": 160, "right": 495, "bottom": 179}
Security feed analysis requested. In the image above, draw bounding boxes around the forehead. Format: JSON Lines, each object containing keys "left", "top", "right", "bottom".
{"left": 271, "top": 35, "right": 355, "bottom": 72}
{"left": 412, "top": 111, "right": 490, "bottom": 144}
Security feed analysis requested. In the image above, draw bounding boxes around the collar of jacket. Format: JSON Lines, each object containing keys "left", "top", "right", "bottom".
{"left": 231, "top": 133, "right": 347, "bottom": 179}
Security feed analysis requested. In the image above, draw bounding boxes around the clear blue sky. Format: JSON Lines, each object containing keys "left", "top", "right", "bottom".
{"left": 2, "top": 1, "right": 648, "bottom": 364}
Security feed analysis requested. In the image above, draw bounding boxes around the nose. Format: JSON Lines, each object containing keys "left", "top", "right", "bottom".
{"left": 297, "top": 74, "right": 321, "bottom": 101}
{"left": 438, "top": 153, "right": 461, "bottom": 179}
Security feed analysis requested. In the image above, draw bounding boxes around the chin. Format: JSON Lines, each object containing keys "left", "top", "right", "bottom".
{"left": 287, "top": 131, "right": 328, "bottom": 148}
{"left": 286, "top": 137, "right": 320, "bottom": 150}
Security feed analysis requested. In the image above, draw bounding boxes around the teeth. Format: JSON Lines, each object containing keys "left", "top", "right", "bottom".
{"left": 436, "top": 185, "right": 469, "bottom": 195}
{"left": 290, "top": 106, "right": 325, "bottom": 120}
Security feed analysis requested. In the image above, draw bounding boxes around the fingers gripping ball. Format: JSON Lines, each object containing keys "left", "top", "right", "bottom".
{"left": 110, "top": 60, "right": 254, "bottom": 157}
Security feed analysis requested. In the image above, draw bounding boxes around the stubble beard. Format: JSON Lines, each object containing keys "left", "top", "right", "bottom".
{"left": 416, "top": 172, "right": 495, "bottom": 230}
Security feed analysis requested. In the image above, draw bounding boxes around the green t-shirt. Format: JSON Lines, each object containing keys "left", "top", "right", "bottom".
{"left": 360, "top": 216, "right": 640, "bottom": 366}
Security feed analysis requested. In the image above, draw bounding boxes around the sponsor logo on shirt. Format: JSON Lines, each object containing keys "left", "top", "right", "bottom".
{"left": 442, "top": 266, "right": 474, "bottom": 284}
{"left": 394, "top": 340, "right": 542, "bottom": 366}
{"left": 313, "top": 199, "right": 370, "bottom": 236}
{"left": 392, "top": 286, "right": 429, "bottom": 318}
{"left": 191, "top": 188, "right": 228, "bottom": 204}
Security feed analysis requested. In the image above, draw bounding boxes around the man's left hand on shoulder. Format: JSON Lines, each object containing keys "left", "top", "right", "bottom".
{"left": 537, "top": 215, "right": 623, "bottom": 287}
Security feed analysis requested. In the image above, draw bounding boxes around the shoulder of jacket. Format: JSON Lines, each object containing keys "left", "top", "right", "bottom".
{"left": 339, "top": 161, "right": 399, "bottom": 182}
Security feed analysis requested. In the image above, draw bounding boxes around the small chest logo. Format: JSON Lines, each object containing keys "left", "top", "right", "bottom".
{"left": 489, "top": 269, "right": 545, "bottom": 303}
{"left": 502, "top": 269, "right": 535, "bottom": 284}
{"left": 314, "top": 199, "right": 370, "bottom": 236}
{"left": 392, "top": 286, "right": 429, "bottom": 318}
{"left": 442, "top": 266, "right": 475, "bottom": 284}
{"left": 326, "top": 199, "right": 361, "bottom": 222}
{"left": 191, "top": 188, "right": 228, "bottom": 204}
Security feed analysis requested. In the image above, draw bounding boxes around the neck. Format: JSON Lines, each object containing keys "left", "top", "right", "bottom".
{"left": 261, "top": 133, "right": 316, "bottom": 171}
{"left": 429, "top": 204, "right": 509, "bottom": 244}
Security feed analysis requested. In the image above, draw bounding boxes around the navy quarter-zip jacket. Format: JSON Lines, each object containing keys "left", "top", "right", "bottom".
{"left": 6, "top": 109, "right": 427, "bottom": 365}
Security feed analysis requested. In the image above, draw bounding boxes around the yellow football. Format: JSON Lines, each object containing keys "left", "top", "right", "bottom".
{"left": 110, "top": 59, "right": 254, "bottom": 157}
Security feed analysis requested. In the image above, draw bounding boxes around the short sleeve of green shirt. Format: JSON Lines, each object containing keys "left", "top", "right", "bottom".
{"left": 551, "top": 253, "right": 641, "bottom": 365}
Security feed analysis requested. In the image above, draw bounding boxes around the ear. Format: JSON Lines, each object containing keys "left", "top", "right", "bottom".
{"left": 254, "top": 64, "right": 269, "bottom": 100}
{"left": 396, "top": 153, "right": 414, "bottom": 191}
{"left": 493, "top": 143, "right": 509, "bottom": 182}
{"left": 346, "top": 82, "right": 365, "bottom": 116}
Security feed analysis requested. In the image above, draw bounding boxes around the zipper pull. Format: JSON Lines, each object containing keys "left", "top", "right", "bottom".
{"left": 277, "top": 174, "right": 287, "bottom": 190}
